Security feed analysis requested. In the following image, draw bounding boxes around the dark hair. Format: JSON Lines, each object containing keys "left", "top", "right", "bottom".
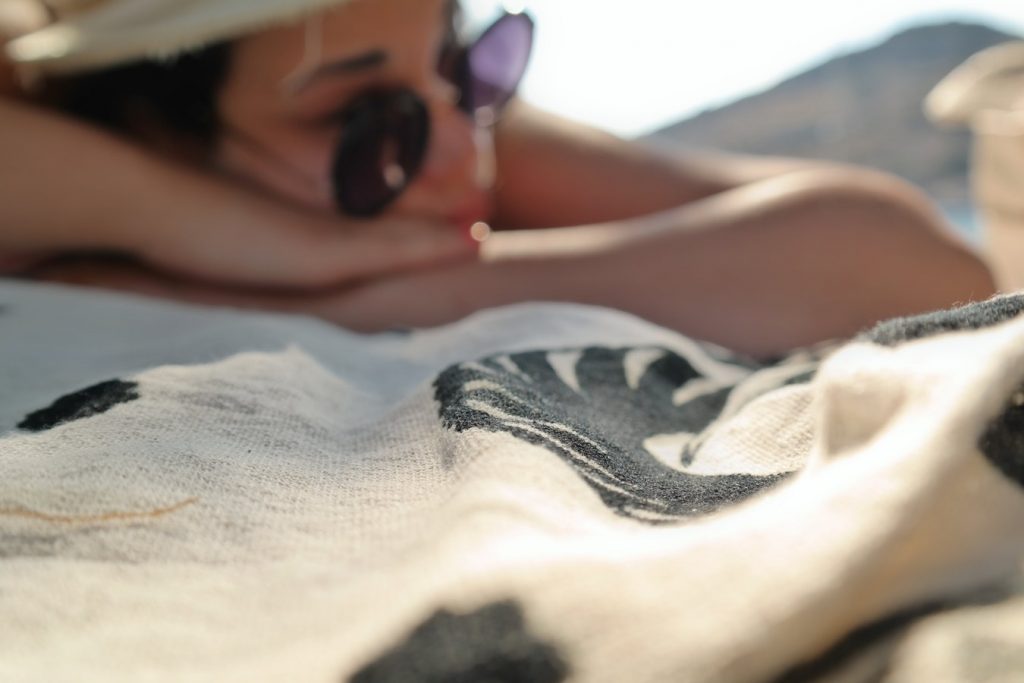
{"left": 43, "top": 42, "right": 232, "bottom": 151}
{"left": 42, "top": 1, "right": 464, "bottom": 153}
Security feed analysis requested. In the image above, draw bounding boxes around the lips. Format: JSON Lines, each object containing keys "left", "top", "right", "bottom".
{"left": 447, "top": 194, "right": 494, "bottom": 231}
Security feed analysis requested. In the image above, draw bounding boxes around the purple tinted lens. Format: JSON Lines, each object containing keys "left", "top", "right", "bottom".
{"left": 332, "top": 89, "right": 429, "bottom": 217}
{"left": 465, "top": 12, "right": 534, "bottom": 114}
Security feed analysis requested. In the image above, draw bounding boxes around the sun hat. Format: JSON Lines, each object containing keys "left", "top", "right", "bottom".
{"left": 4, "top": 0, "right": 354, "bottom": 75}
{"left": 925, "top": 41, "right": 1024, "bottom": 126}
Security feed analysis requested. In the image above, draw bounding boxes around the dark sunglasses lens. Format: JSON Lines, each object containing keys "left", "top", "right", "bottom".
{"left": 464, "top": 13, "right": 534, "bottom": 115}
{"left": 332, "top": 90, "right": 430, "bottom": 217}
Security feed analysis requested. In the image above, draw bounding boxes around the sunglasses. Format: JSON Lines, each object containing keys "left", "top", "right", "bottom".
{"left": 332, "top": 10, "right": 535, "bottom": 217}
{"left": 217, "top": 10, "right": 533, "bottom": 217}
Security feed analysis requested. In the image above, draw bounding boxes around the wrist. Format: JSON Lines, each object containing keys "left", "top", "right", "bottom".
{"left": 455, "top": 250, "right": 606, "bottom": 314}
{"left": 98, "top": 144, "right": 194, "bottom": 251}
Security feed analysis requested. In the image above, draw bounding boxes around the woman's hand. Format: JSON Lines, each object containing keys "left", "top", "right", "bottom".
{"left": 0, "top": 96, "right": 476, "bottom": 288}
{"left": 22, "top": 227, "right": 610, "bottom": 335}
{"left": 116, "top": 170, "right": 479, "bottom": 289}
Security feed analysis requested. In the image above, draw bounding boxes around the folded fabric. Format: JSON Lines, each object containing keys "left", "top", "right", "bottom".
{"left": 1, "top": 280, "right": 1023, "bottom": 682}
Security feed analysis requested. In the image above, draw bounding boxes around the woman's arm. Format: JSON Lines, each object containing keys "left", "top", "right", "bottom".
{"left": 490, "top": 101, "right": 828, "bottom": 229}
{"left": 14, "top": 88, "right": 993, "bottom": 355}
{"left": 330, "top": 167, "right": 995, "bottom": 356}
{"left": 36, "top": 165, "right": 995, "bottom": 357}
{"left": 0, "top": 95, "right": 476, "bottom": 286}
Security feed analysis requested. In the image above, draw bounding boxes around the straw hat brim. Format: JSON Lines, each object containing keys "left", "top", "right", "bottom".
{"left": 5, "top": 0, "right": 352, "bottom": 75}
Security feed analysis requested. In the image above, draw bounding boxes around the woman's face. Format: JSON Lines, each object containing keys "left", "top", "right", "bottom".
{"left": 215, "top": 0, "right": 491, "bottom": 228}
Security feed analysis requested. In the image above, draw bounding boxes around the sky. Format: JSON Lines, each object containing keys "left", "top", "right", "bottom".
{"left": 463, "top": 0, "right": 1024, "bottom": 137}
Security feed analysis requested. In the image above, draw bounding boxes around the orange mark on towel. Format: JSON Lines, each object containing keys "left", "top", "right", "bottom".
{"left": 0, "top": 497, "right": 199, "bottom": 524}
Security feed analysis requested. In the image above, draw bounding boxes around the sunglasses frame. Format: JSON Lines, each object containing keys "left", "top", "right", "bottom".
{"left": 452, "top": 10, "right": 536, "bottom": 121}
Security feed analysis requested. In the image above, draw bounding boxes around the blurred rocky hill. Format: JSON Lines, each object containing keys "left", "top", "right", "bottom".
{"left": 646, "top": 22, "right": 1021, "bottom": 204}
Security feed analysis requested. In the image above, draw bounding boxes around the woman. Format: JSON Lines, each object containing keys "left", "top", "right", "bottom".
{"left": 0, "top": 0, "right": 996, "bottom": 356}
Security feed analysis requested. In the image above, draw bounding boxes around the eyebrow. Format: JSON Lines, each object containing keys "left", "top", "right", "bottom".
{"left": 291, "top": 49, "right": 389, "bottom": 94}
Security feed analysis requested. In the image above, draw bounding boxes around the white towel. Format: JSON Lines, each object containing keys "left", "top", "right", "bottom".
{"left": 1, "top": 280, "right": 1023, "bottom": 682}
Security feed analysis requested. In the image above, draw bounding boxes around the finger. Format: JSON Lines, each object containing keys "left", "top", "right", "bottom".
{"left": 128, "top": 174, "right": 480, "bottom": 290}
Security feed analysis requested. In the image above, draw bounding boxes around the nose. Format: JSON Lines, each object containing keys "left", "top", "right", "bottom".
{"left": 414, "top": 82, "right": 481, "bottom": 191}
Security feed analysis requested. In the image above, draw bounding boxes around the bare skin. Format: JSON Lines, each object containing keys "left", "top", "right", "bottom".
{"left": 27, "top": 164, "right": 992, "bottom": 356}
{"left": 0, "top": 0, "right": 997, "bottom": 357}
{"left": 0, "top": 63, "right": 477, "bottom": 285}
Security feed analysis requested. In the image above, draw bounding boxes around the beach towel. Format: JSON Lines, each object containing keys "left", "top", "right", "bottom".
{"left": 2, "top": 279, "right": 1023, "bottom": 682}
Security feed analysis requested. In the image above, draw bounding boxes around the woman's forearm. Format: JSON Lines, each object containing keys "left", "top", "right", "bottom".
{"left": 528, "top": 172, "right": 992, "bottom": 355}
{"left": 344, "top": 169, "right": 993, "bottom": 357}
{"left": 0, "top": 97, "right": 474, "bottom": 285}
{"left": 0, "top": 97, "right": 327, "bottom": 260}
{"left": 0, "top": 97, "right": 161, "bottom": 250}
